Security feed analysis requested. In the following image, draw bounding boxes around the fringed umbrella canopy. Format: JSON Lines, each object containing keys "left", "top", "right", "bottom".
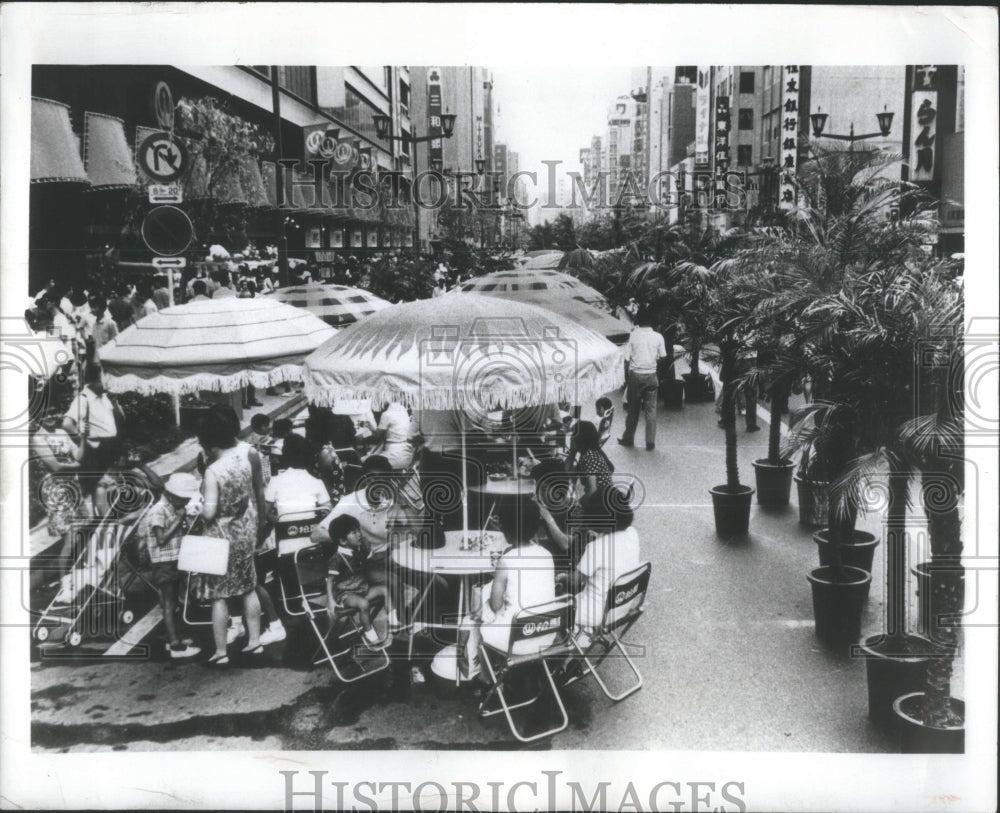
{"left": 451, "top": 289, "right": 632, "bottom": 345}
{"left": 456, "top": 268, "right": 606, "bottom": 306}
{"left": 265, "top": 282, "right": 391, "bottom": 328}
{"left": 516, "top": 251, "right": 565, "bottom": 270}
{"left": 303, "top": 294, "right": 623, "bottom": 412}
{"left": 100, "top": 298, "right": 336, "bottom": 395}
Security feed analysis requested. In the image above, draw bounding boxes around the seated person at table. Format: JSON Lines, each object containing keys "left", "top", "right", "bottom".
{"left": 264, "top": 435, "right": 331, "bottom": 537}
{"left": 566, "top": 485, "right": 640, "bottom": 643}
{"left": 321, "top": 514, "right": 388, "bottom": 649}
{"left": 530, "top": 457, "right": 577, "bottom": 565}
{"left": 459, "top": 501, "right": 557, "bottom": 670}
{"left": 311, "top": 455, "right": 408, "bottom": 629}
{"left": 568, "top": 421, "right": 615, "bottom": 499}
{"left": 363, "top": 402, "right": 414, "bottom": 470}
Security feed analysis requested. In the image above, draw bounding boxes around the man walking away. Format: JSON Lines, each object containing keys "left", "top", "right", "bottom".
{"left": 618, "top": 309, "right": 666, "bottom": 451}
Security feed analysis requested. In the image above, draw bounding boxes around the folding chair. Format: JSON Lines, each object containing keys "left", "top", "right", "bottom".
{"left": 293, "top": 544, "right": 390, "bottom": 683}
{"left": 565, "top": 561, "right": 651, "bottom": 701}
{"left": 477, "top": 595, "right": 576, "bottom": 743}
{"left": 274, "top": 510, "right": 329, "bottom": 618}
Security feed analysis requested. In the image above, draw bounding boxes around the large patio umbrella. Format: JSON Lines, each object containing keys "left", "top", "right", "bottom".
{"left": 265, "top": 282, "right": 391, "bottom": 328}
{"left": 513, "top": 250, "right": 564, "bottom": 270}
{"left": 304, "top": 294, "right": 623, "bottom": 533}
{"left": 455, "top": 268, "right": 606, "bottom": 306}
{"left": 100, "top": 298, "right": 336, "bottom": 395}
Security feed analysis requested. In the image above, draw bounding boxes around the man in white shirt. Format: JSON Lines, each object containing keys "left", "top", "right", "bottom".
{"left": 90, "top": 299, "right": 119, "bottom": 360}
{"left": 619, "top": 310, "right": 667, "bottom": 451}
{"left": 62, "top": 364, "right": 124, "bottom": 498}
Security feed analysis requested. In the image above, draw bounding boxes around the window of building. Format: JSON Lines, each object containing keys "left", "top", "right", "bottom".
{"left": 279, "top": 67, "right": 316, "bottom": 104}
{"left": 737, "top": 145, "right": 753, "bottom": 166}
{"left": 739, "top": 72, "right": 755, "bottom": 94}
{"left": 738, "top": 108, "right": 754, "bottom": 130}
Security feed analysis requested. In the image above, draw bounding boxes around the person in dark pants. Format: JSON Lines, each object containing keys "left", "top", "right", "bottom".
{"left": 618, "top": 309, "right": 667, "bottom": 451}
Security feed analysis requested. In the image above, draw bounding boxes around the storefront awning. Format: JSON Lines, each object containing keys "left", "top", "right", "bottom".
{"left": 31, "top": 97, "right": 90, "bottom": 185}
{"left": 83, "top": 111, "right": 137, "bottom": 189}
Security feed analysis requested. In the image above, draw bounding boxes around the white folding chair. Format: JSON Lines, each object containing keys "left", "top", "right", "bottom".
{"left": 477, "top": 595, "right": 576, "bottom": 743}
{"left": 274, "top": 510, "right": 328, "bottom": 618}
{"left": 565, "top": 561, "right": 651, "bottom": 701}
{"left": 293, "top": 544, "right": 390, "bottom": 682}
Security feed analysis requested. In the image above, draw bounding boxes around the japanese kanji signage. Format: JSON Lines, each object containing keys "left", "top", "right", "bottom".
{"left": 695, "top": 66, "right": 711, "bottom": 166}
{"left": 779, "top": 65, "right": 800, "bottom": 210}
{"left": 909, "top": 65, "right": 938, "bottom": 183}
{"left": 714, "top": 96, "right": 730, "bottom": 171}
{"left": 427, "top": 67, "right": 443, "bottom": 170}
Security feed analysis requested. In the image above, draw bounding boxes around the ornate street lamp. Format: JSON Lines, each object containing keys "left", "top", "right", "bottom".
{"left": 809, "top": 105, "right": 894, "bottom": 149}
{"left": 374, "top": 112, "right": 456, "bottom": 143}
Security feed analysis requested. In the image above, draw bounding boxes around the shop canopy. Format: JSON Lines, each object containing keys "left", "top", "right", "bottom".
{"left": 83, "top": 112, "right": 136, "bottom": 189}
{"left": 100, "top": 298, "right": 335, "bottom": 395}
{"left": 31, "top": 98, "right": 90, "bottom": 185}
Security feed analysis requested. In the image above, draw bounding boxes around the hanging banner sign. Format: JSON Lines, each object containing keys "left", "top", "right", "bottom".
{"left": 714, "top": 96, "right": 730, "bottom": 171}
{"left": 428, "top": 67, "right": 443, "bottom": 170}
{"left": 779, "top": 65, "right": 800, "bottom": 210}
{"left": 909, "top": 65, "right": 938, "bottom": 183}
{"left": 695, "top": 66, "right": 711, "bottom": 166}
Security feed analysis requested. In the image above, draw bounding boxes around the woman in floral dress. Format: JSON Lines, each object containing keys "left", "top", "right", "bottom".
{"left": 194, "top": 411, "right": 263, "bottom": 665}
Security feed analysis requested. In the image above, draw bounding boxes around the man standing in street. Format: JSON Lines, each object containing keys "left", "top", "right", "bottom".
{"left": 62, "top": 364, "right": 124, "bottom": 501}
{"left": 618, "top": 309, "right": 667, "bottom": 451}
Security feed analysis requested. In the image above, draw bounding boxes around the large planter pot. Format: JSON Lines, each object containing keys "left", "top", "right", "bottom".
{"left": 807, "top": 565, "right": 872, "bottom": 643}
{"left": 660, "top": 378, "right": 685, "bottom": 409}
{"left": 752, "top": 458, "right": 795, "bottom": 508}
{"left": 892, "top": 692, "right": 965, "bottom": 754}
{"left": 709, "top": 485, "right": 754, "bottom": 539}
{"left": 912, "top": 561, "right": 966, "bottom": 641}
{"left": 859, "top": 634, "right": 939, "bottom": 730}
{"left": 813, "top": 529, "right": 880, "bottom": 573}
{"left": 682, "top": 372, "right": 714, "bottom": 403}
{"left": 794, "top": 474, "right": 829, "bottom": 527}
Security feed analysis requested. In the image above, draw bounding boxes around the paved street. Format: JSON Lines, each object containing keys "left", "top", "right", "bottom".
{"left": 31, "top": 386, "right": 944, "bottom": 753}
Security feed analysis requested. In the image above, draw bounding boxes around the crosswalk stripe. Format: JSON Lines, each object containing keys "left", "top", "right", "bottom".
{"left": 104, "top": 605, "right": 163, "bottom": 656}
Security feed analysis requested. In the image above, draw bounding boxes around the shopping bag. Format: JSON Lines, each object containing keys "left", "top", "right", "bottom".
{"left": 177, "top": 535, "right": 230, "bottom": 575}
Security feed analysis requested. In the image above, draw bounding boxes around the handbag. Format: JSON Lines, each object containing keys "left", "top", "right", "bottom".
{"left": 177, "top": 535, "right": 230, "bottom": 575}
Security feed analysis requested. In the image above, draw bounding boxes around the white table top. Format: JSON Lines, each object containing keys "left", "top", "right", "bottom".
{"left": 391, "top": 530, "right": 507, "bottom": 576}
{"left": 469, "top": 476, "right": 536, "bottom": 496}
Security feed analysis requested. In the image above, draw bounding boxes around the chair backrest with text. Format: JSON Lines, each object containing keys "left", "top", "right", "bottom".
{"left": 601, "top": 561, "right": 651, "bottom": 632}
{"left": 506, "top": 596, "right": 572, "bottom": 658}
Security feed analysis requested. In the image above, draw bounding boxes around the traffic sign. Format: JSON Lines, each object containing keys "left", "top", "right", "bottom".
{"left": 152, "top": 257, "right": 187, "bottom": 269}
{"left": 141, "top": 205, "right": 194, "bottom": 256}
{"left": 148, "top": 183, "right": 183, "bottom": 204}
{"left": 137, "top": 131, "right": 189, "bottom": 182}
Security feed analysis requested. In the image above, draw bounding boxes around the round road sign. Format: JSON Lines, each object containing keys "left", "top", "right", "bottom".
{"left": 138, "top": 132, "right": 189, "bottom": 183}
{"left": 141, "top": 205, "right": 194, "bottom": 256}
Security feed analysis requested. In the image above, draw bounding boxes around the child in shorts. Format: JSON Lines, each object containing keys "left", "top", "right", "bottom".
{"left": 138, "top": 472, "right": 202, "bottom": 658}
{"left": 323, "top": 514, "right": 389, "bottom": 649}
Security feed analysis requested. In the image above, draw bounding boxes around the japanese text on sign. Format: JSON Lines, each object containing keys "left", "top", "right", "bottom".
{"left": 779, "top": 65, "right": 799, "bottom": 209}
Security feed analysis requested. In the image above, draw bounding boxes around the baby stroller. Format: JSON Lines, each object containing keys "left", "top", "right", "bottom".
{"left": 32, "top": 471, "right": 161, "bottom": 649}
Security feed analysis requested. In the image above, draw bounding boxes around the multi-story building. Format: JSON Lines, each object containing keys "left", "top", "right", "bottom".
{"left": 604, "top": 95, "right": 638, "bottom": 200}
{"left": 29, "top": 64, "right": 420, "bottom": 288}
{"left": 409, "top": 66, "right": 494, "bottom": 249}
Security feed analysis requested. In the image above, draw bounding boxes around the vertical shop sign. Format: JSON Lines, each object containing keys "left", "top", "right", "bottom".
{"left": 909, "top": 65, "right": 938, "bottom": 182}
{"left": 779, "top": 65, "right": 800, "bottom": 210}
{"left": 695, "top": 67, "right": 711, "bottom": 166}
{"left": 428, "top": 67, "right": 443, "bottom": 170}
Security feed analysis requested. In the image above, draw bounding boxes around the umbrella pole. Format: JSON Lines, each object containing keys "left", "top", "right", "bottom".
{"left": 173, "top": 392, "right": 180, "bottom": 426}
{"left": 462, "top": 427, "right": 469, "bottom": 542}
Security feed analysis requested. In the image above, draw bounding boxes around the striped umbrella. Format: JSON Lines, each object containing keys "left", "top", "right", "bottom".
{"left": 100, "top": 298, "right": 336, "bottom": 395}
{"left": 516, "top": 251, "right": 564, "bottom": 270}
{"left": 266, "top": 282, "right": 391, "bottom": 328}
{"left": 456, "top": 268, "right": 606, "bottom": 306}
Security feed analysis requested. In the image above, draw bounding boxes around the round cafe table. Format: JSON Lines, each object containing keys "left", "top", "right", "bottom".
{"left": 391, "top": 529, "right": 508, "bottom": 685}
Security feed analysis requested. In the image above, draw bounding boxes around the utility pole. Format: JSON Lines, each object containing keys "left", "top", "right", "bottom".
{"left": 270, "top": 66, "right": 291, "bottom": 287}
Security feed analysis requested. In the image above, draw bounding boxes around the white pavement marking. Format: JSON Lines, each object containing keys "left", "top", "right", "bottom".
{"left": 104, "top": 605, "right": 163, "bottom": 656}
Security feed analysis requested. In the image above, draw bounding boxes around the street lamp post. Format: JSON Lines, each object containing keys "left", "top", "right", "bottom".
{"left": 809, "top": 105, "right": 895, "bottom": 150}
{"left": 373, "top": 112, "right": 456, "bottom": 251}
